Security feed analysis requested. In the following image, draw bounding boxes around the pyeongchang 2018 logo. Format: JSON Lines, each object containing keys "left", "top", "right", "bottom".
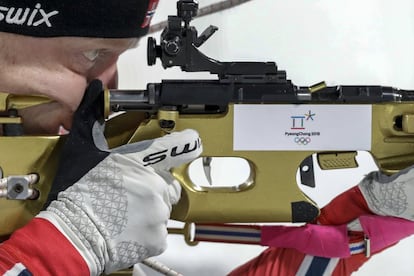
{"left": 0, "top": 3, "right": 59, "bottom": 28}
{"left": 285, "top": 110, "right": 320, "bottom": 146}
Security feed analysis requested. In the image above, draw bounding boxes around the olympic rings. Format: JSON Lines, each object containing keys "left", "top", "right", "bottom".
{"left": 294, "top": 137, "right": 311, "bottom": 145}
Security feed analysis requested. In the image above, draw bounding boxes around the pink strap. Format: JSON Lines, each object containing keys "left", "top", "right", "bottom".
{"left": 360, "top": 215, "right": 414, "bottom": 253}
{"left": 261, "top": 224, "right": 351, "bottom": 258}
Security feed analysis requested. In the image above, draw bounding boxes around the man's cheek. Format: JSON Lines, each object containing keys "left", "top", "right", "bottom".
{"left": 106, "top": 69, "right": 118, "bottom": 89}
{"left": 52, "top": 77, "right": 88, "bottom": 112}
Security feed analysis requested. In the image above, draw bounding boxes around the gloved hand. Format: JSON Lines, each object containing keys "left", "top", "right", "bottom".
{"left": 37, "top": 80, "right": 202, "bottom": 274}
{"left": 358, "top": 165, "right": 414, "bottom": 221}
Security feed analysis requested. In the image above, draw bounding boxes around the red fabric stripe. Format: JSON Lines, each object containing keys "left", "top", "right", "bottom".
{"left": 0, "top": 218, "right": 89, "bottom": 275}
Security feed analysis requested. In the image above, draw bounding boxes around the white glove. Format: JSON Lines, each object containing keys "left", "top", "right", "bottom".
{"left": 359, "top": 165, "right": 414, "bottom": 221}
{"left": 38, "top": 80, "right": 202, "bottom": 274}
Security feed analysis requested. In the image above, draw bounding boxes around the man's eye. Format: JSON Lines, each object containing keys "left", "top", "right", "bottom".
{"left": 83, "top": 49, "right": 100, "bottom": 62}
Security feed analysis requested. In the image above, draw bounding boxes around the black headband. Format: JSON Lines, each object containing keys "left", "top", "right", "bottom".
{"left": 0, "top": 0, "right": 159, "bottom": 38}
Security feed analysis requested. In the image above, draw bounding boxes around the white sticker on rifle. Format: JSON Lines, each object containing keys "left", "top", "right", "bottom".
{"left": 233, "top": 104, "right": 372, "bottom": 151}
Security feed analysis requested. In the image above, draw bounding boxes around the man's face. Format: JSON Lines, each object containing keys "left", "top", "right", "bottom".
{"left": 0, "top": 33, "right": 138, "bottom": 134}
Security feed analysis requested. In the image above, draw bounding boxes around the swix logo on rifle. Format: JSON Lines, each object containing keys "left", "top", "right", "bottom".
{"left": 141, "top": 0, "right": 159, "bottom": 28}
{"left": 143, "top": 138, "right": 201, "bottom": 166}
{"left": 0, "top": 3, "right": 58, "bottom": 27}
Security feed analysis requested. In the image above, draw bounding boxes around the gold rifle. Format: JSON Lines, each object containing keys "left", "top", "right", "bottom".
{"left": 1, "top": 1, "right": 414, "bottom": 275}
{"left": 1, "top": 0, "right": 414, "bottom": 236}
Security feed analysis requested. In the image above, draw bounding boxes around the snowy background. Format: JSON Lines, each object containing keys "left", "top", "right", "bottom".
{"left": 117, "top": 0, "right": 414, "bottom": 275}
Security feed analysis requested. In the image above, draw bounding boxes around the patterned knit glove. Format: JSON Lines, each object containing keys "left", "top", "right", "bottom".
{"left": 359, "top": 165, "right": 414, "bottom": 221}
{"left": 38, "top": 80, "right": 202, "bottom": 274}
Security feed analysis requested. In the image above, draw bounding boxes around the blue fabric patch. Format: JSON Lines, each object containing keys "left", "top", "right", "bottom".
{"left": 305, "top": 256, "right": 331, "bottom": 276}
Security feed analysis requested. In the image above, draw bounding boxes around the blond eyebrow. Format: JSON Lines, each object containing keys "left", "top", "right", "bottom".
{"left": 81, "top": 37, "right": 140, "bottom": 62}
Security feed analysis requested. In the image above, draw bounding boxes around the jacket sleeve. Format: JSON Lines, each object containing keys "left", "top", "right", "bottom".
{"left": 227, "top": 245, "right": 371, "bottom": 276}
{"left": 0, "top": 218, "right": 89, "bottom": 276}
{"left": 317, "top": 186, "right": 373, "bottom": 225}
{"left": 227, "top": 186, "right": 376, "bottom": 276}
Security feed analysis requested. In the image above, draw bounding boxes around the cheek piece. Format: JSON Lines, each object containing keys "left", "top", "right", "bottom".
{"left": 0, "top": 0, "right": 159, "bottom": 38}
